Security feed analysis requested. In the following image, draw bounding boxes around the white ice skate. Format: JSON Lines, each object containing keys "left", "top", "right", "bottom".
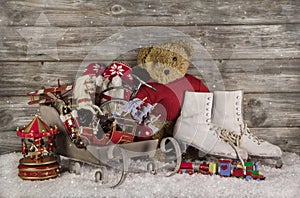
{"left": 212, "top": 90, "right": 283, "bottom": 168}
{"left": 173, "top": 91, "right": 248, "bottom": 162}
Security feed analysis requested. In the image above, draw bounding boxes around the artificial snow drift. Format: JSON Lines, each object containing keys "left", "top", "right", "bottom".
{"left": 1, "top": 152, "right": 300, "bottom": 198}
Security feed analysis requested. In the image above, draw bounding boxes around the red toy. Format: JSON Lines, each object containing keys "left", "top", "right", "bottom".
{"left": 16, "top": 115, "right": 60, "bottom": 180}
{"left": 178, "top": 161, "right": 194, "bottom": 175}
{"left": 27, "top": 79, "right": 73, "bottom": 105}
{"left": 198, "top": 162, "right": 210, "bottom": 175}
{"left": 60, "top": 105, "right": 85, "bottom": 148}
{"left": 231, "top": 162, "right": 244, "bottom": 178}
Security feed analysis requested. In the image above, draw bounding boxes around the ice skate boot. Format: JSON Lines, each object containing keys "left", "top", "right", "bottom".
{"left": 173, "top": 91, "right": 248, "bottom": 162}
{"left": 212, "top": 90, "right": 283, "bottom": 168}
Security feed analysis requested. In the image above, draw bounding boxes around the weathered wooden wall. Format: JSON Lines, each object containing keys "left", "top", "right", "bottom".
{"left": 0, "top": 0, "right": 299, "bottom": 155}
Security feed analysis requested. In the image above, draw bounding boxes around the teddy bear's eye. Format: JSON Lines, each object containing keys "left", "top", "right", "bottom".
{"left": 173, "top": 57, "right": 177, "bottom": 61}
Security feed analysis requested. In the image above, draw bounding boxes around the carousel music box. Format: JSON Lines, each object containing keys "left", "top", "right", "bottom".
{"left": 16, "top": 115, "right": 60, "bottom": 180}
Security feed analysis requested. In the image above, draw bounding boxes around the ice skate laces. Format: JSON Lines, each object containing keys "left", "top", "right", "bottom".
{"left": 209, "top": 125, "right": 241, "bottom": 147}
{"left": 219, "top": 128, "right": 241, "bottom": 147}
{"left": 241, "top": 123, "right": 264, "bottom": 145}
{"left": 214, "top": 126, "right": 244, "bottom": 166}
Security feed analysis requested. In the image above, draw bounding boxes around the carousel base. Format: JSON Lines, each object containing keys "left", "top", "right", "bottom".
{"left": 18, "top": 156, "right": 60, "bottom": 180}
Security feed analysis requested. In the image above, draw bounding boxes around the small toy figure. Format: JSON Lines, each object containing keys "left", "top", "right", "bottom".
{"left": 21, "top": 139, "right": 28, "bottom": 157}
{"left": 60, "top": 104, "right": 85, "bottom": 148}
{"left": 47, "top": 136, "right": 55, "bottom": 153}
{"left": 28, "top": 138, "right": 48, "bottom": 161}
{"left": 16, "top": 115, "right": 60, "bottom": 180}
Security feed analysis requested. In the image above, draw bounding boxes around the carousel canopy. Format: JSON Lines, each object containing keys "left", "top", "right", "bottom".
{"left": 17, "top": 115, "right": 58, "bottom": 138}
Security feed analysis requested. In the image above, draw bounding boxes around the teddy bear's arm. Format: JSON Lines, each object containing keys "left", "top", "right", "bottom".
{"left": 186, "top": 74, "right": 209, "bottom": 92}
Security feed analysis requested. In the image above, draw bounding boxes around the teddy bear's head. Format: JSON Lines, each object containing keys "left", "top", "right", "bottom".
{"left": 137, "top": 40, "right": 194, "bottom": 84}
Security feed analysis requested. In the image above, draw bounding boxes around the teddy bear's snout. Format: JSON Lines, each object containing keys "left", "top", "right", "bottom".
{"left": 164, "top": 69, "right": 170, "bottom": 75}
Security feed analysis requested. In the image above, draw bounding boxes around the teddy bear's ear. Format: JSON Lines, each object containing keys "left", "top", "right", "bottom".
{"left": 137, "top": 47, "right": 152, "bottom": 65}
{"left": 177, "top": 40, "right": 194, "bottom": 59}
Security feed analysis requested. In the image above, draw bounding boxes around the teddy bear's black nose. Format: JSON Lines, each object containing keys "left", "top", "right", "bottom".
{"left": 164, "top": 69, "right": 170, "bottom": 75}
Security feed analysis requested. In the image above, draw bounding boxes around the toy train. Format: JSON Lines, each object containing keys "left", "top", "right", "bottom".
{"left": 178, "top": 159, "right": 265, "bottom": 181}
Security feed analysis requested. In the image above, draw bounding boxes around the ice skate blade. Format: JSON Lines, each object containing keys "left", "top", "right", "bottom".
{"left": 249, "top": 155, "right": 283, "bottom": 168}
{"left": 176, "top": 140, "right": 210, "bottom": 157}
{"left": 176, "top": 139, "right": 242, "bottom": 161}
{"left": 199, "top": 152, "right": 242, "bottom": 161}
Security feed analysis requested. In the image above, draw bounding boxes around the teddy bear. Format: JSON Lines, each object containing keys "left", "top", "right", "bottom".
{"left": 132, "top": 40, "right": 209, "bottom": 142}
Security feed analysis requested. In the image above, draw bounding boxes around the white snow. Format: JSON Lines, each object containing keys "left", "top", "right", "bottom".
{"left": 1, "top": 152, "right": 300, "bottom": 198}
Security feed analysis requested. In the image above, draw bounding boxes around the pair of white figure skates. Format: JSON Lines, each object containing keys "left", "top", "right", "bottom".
{"left": 174, "top": 90, "right": 283, "bottom": 167}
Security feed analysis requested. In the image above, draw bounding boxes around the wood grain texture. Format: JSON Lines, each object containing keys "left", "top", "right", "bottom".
{"left": 250, "top": 127, "right": 300, "bottom": 154}
{"left": 0, "top": 131, "right": 22, "bottom": 155}
{"left": 243, "top": 93, "right": 300, "bottom": 128}
{"left": 0, "top": 25, "right": 299, "bottom": 61}
{"left": 190, "top": 58, "right": 300, "bottom": 93}
{"left": 0, "top": 93, "right": 299, "bottom": 132}
{"left": 0, "top": 0, "right": 299, "bottom": 27}
{"left": 0, "top": 59, "right": 299, "bottom": 96}
{"left": 0, "top": 96, "right": 38, "bottom": 132}
{"left": 0, "top": 61, "right": 77, "bottom": 96}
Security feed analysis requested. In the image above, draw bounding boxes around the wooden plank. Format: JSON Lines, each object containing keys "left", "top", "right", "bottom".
{"left": 218, "top": 59, "right": 300, "bottom": 93}
{"left": 0, "top": 0, "right": 299, "bottom": 27}
{"left": 189, "top": 59, "right": 300, "bottom": 93}
{"left": 0, "top": 58, "right": 299, "bottom": 96}
{"left": 0, "top": 25, "right": 299, "bottom": 61}
{"left": 1, "top": 127, "right": 299, "bottom": 155}
{"left": 0, "top": 96, "right": 37, "bottom": 132}
{"left": 0, "top": 131, "right": 21, "bottom": 155}
{"left": 0, "top": 93, "right": 299, "bottom": 132}
{"left": 0, "top": 62, "right": 77, "bottom": 96}
{"left": 243, "top": 93, "right": 300, "bottom": 128}
{"left": 249, "top": 127, "right": 300, "bottom": 154}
